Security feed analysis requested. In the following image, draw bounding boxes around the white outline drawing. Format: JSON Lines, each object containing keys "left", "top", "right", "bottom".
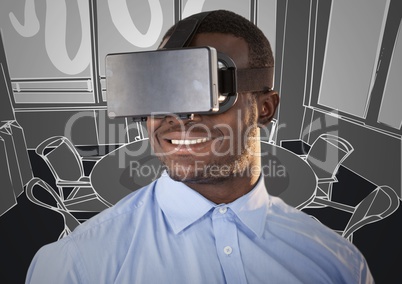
{"left": 0, "top": 1, "right": 401, "bottom": 282}
{"left": 25, "top": 177, "right": 81, "bottom": 240}
{"left": 301, "top": 133, "right": 354, "bottom": 208}
{"left": 311, "top": 185, "right": 399, "bottom": 242}
{"left": 35, "top": 136, "right": 112, "bottom": 211}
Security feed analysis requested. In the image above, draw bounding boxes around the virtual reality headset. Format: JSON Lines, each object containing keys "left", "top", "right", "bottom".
{"left": 106, "top": 11, "right": 274, "bottom": 122}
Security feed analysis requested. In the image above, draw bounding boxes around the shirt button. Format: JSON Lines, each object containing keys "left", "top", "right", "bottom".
{"left": 219, "top": 207, "right": 228, "bottom": 214}
{"left": 223, "top": 246, "right": 233, "bottom": 255}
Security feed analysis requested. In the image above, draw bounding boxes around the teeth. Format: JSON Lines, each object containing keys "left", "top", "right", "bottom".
{"left": 171, "top": 137, "right": 211, "bottom": 145}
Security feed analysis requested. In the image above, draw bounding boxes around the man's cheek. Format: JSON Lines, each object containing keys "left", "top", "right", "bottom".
{"left": 147, "top": 119, "right": 159, "bottom": 138}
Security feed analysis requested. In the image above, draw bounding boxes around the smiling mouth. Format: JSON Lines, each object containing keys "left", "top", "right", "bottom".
{"left": 170, "top": 137, "right": 211, "bottom": 145}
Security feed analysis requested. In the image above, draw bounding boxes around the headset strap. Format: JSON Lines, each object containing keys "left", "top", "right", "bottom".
{"left": 163, "top": 12, "right": 212, "bottom": 49}
{"left": 220, "top": 67, "right": 274, "bottom": 93}
{"left": 237, "top": 67, "right": 274, "bottom": 92}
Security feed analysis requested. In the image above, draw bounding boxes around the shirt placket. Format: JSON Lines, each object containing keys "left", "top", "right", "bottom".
{"left": 212, "top": 206, "right": 247, "bottom": 284}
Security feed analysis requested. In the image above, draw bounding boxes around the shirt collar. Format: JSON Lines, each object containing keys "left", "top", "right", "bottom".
{"left": 156, "top": 171, "right": 271, "bottom": 237}
{"left": 156, "top": 172, "right": 215, "bottom": 234}
{"left": 227, "top": 176, "right": 270, "bottom": 237}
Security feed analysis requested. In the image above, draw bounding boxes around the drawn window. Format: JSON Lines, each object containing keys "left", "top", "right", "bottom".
{"left": 377, "top": 20, "right": 402, "bottom": 129}
{"left": 257, "top": 0, "right": 277, "bottom": 58}
{"left": 317, "top": 0, "right": 389, "bottom": 118}
{"left": 96, "top": 0, "right": 174, "bottom": 102}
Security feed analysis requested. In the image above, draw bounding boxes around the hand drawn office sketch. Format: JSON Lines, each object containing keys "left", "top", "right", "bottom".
{"left": 0, "top": 1, "right": 401, "bottom": 283}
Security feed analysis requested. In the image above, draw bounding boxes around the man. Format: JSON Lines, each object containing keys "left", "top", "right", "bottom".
{"left": 26, "top": 10, "right": 373, "bottom": 283}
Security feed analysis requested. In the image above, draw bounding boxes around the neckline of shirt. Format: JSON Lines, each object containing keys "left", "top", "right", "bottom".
{"left": 155, "top": 171, "right": 271, "bottom": 237}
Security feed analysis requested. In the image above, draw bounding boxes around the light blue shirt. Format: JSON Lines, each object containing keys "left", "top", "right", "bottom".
{"left": 26, "top": 172, "right": 373, "bottom": 283}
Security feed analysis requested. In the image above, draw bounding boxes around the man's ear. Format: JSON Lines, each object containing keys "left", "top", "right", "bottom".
{"left": 257, "top": 90, "right": 279, "bottom": 126}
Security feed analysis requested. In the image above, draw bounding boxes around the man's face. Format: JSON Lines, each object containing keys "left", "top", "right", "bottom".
{"left": 147, "top": 33, "right": 260, "bottom": 183}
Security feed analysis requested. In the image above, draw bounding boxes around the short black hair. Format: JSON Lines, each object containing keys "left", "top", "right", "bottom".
{"left": 163, "top": 10, "right": 274, "bottom": 69}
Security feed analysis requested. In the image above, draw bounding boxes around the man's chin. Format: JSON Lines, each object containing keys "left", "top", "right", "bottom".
{"left": 165, "top": 168, "right": 201, "bottom": 183}
{"left": 168, "top": 171, "right": 228, "bottom": 185}
{"left": 165, "top": 164, "right": 234, "bottom": 184}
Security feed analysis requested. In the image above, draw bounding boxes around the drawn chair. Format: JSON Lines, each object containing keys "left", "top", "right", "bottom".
{"left": 311, "top": 185, "right": 400, "bottom": 242}
{"left": 261, "top": 118, "right": 278, "bottom": 144}
{"left": 26, "top": 177, "right": 81, "bottom": 239}
{"left": 35, "top": 136, "right": 111, "bottom": 219}
{"left": 302, "top": 134, "right": 354, "bottom": 208}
